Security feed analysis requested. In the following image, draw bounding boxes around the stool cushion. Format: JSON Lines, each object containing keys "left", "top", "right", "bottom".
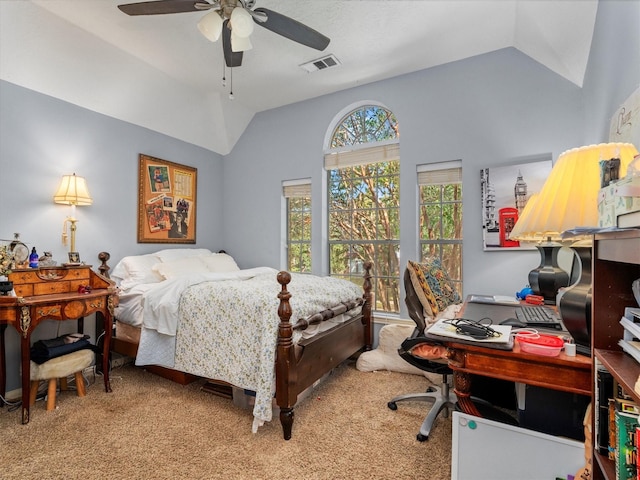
{"left": 30, "top": 349, "right": 94, "bottom": 381}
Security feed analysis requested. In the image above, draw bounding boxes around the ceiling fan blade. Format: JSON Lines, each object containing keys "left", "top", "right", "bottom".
{"left": 253, "top": 8, "right": 330, "bottom": 51}
{"left": 222, "top": 19, "right": 243, "bottom": 67}
{"left": 118, "top": 0, "right": 205, "bottom": 16}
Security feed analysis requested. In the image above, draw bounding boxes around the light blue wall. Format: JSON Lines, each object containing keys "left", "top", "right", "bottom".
{"left": 223, "top": 47, "right": 584, "bottom": 301}
{"left": 0, "top": 83, "right": 224, "bottom": 391}
{"left": 582, "top": 0, "right": 640, "bottom": 142}
{"left": 0, "top": 0, "right": 638, "bottom": 392}
{"left": 223, "top": 0, "right": 640, "bottom": 314}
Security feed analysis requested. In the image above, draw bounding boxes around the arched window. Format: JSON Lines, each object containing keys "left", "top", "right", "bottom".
{"left": 325, "top": 105, "right": 400, "bottom": 313}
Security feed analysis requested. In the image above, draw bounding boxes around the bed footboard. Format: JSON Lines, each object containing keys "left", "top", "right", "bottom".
{"left": 275, "top": 262, "right": 373, "bottom": 440}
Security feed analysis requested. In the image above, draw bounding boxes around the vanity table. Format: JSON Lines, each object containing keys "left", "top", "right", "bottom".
{"left": 0, "top": 265, "right": 117, "bottom": 424}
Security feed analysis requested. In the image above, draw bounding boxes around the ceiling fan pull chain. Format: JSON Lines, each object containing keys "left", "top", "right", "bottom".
{"left": 229, "top": 66, "right": 234, "bottom": 100}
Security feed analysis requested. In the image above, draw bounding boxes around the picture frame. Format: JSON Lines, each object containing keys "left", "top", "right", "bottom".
{"left": 138, "top": 154, "right": 197, "bottom": 244}
{"left": 480, "top": 156, "right": 552, "bottom": 251}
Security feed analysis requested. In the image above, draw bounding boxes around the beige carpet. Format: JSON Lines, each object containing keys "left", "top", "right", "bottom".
{"left": 0, "top": 361, "right": 452, "bottom": 480}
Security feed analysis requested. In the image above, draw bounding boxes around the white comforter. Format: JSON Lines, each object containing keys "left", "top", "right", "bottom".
{"left": 134, "top": 268, "right": 363, "bottom": 433}
{"left": 141, "top": 267, "right": 276, "bottom": 335}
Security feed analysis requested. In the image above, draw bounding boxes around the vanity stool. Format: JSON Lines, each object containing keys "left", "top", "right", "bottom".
{"left": 29, "top": 349, "right": 94, "bottom": 411}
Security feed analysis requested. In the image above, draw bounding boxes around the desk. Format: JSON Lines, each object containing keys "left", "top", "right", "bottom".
{"left": 444, "top": 299, "right": 592, "bottom": 416}
{"left": 0, "top": 265, "right": 117, "bottom": 424}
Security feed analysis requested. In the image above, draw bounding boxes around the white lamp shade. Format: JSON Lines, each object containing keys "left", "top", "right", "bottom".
{"left": 230, "top": 6, "right": 254, "bottom": 37}
{"left": 524, "top": 142, "right": 638, "bottom": 240}
{"left": 509, "top": 193, "right": 540, "bottom": 241}
{"left": 53, "top": 174, "right": 93, "bottom": 206}
{"left": 231, "top": 31, "right": 253, "bottom": 52}
{"left": 197, "top": 11, "right": 223, "bottom": 42}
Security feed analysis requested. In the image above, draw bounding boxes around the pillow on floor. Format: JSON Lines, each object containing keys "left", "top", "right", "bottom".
{"left": 356, "top": 324, "right": 430, "bottom": 376}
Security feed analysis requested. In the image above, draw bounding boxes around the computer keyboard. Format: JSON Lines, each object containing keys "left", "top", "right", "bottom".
{"left": 514, "top": 306, "right": 563, "bottom": 330}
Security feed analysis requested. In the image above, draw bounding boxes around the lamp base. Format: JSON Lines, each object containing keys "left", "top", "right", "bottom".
{"left": 528, "top": 243, "right": 570, "bottom": 305}
{"left": 558, "top": 244, "right": 592, "bottom": 357}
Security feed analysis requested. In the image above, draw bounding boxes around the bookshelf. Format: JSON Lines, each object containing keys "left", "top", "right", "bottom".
{"left": 592, "top": 229, "right": 640, "bottom": 480}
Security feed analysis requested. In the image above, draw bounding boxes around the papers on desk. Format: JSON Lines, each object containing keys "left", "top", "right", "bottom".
{"left": 426, "top": 318, "right": 512, "bottom": 344}
{"left": 468, "top": 294, "right": 520, "bottom": 306}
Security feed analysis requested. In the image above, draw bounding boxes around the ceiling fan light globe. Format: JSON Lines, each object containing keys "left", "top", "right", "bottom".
{"left": 197, "top": 11, "right": 223, "bottom": 42}
{"left": 230, "top": 7, "right": 254, "bottom": 37}
{"left": 231, "top": 31, "right": 253, "bottom": 52}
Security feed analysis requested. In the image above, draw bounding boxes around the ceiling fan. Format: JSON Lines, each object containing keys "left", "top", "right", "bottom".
{"left": 117, "top": 0, "right": 331, "bottom": 68}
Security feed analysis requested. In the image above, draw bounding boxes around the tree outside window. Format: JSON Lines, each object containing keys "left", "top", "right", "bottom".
{"left": 326, "top": 106, "right": 400, "bottom": 313}
{"left": 418, "top": 163, "right": 463, "bottom": 298}
{"left": 284, "top": 181, "right": 311, "bottom": 273}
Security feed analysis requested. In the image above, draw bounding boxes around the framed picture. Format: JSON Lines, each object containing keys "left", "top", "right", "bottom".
{"left": 138, "top": 154, "right": 197, "bottom": 244}
{"left": 480, "top": 157, "right": 552, "bottom": 251}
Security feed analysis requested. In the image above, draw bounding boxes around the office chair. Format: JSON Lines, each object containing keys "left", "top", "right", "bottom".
{"left": 387, "top": 268, "right": 457, "bottom": 442}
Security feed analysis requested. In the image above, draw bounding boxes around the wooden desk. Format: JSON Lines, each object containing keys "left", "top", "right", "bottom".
{"left": 444, "top": 300, "right": 592, "bottom": 416}
{"left": 0, "top": 265, "right": 117, "bottom": 424}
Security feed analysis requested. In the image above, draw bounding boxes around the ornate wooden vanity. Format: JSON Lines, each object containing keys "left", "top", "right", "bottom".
{"left": 0, "top": 265, "right": 117, "bottom": 423}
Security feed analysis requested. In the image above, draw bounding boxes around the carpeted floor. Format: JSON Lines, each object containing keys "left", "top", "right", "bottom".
{"left": 0, "top": 361, "right": 452, "bottom": 480}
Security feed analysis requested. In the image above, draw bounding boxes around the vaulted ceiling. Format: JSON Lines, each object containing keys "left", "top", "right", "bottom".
{"left": 0, "top": 0, "right": 598, "bottom": 155}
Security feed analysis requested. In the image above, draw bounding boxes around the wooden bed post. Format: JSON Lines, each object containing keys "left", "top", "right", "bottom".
{"left": 276, "top": 271, "right": 296, "bottom": 440}
{"left": 98, "top": 251, "right": 111, "bottom": 278}
{"left": 362, "top": 261, "right": 374, "bottom": 351}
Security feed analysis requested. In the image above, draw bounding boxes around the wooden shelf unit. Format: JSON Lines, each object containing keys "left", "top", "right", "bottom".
{"left": 591, "top": 229, "right": 640, "bottom": 480}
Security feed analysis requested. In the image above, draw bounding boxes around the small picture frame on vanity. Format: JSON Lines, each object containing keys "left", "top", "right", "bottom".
{"left": 67, "top": 252, "right": 81, "bottom": 265}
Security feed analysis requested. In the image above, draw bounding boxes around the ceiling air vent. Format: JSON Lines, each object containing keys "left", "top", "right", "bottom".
{"left": 300, "top": 54, "right": 341, "bottom": 73}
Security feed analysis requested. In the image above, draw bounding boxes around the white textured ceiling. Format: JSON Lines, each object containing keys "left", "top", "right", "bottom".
{"left": 0, "top": 0, "right": 598, "bottom": 155}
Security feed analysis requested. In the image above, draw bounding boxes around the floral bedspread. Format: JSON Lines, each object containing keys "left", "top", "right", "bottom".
{"left": 138, "top": 269, "right": 363, "bottom": 432}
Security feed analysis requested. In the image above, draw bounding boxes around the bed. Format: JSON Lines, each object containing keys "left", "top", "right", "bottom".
{"left": 98, "top": 249, "right": 373, "bottom": 439}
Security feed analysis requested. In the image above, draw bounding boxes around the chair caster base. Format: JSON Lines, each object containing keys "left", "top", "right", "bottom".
{"left": 417, "top": 433, "right": 428, "bottom": 442}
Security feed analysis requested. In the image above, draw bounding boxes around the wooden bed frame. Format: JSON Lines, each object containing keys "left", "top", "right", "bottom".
{"left": 98, "top": 252, "right": 373, "bottom": 440}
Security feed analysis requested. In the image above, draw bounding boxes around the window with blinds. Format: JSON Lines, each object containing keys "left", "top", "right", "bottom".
{"left": 418, "top": 161, "right": 463, "bottom": 297}
{"left": 325, "top": 105, "right": 400, "bottom": 313}
{"left": 283, "top": 179, "right": 311, "bottom": 273}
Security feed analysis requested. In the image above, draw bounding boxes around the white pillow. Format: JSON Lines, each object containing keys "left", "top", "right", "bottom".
{"left": 152, "top": 256, "right": 210, "bottom": 280}
{"left": 113, "top": 254, "right": 163, "bottom": 290}
{"left": 154, "top": 248, "right": 213, "bottom": 262}
{"left": 199, "top": 253, "right": 240, "bottom": 273}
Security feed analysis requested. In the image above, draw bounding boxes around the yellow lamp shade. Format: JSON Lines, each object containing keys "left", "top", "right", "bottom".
{"left": 524, "top": 142, "right": 638, "bottom": 240}
{"left": 53, "top": 174, "right": 93, "bottom": 206}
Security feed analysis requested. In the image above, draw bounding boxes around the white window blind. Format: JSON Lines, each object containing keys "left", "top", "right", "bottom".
{"left": 282, "top": 179, "right": 311, "bottom": 198}
{"left": 417, "top": 160, "right": 462, "bottom": 185}
{"left": 324, "top": 142, "right": 400, "bottom": 170}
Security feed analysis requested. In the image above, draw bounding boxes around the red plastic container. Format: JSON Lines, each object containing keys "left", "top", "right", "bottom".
{"left": 515, "top": 332, "right": 564, "bottom": 356}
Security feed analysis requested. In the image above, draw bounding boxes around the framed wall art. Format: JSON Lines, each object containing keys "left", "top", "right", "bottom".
{"left": 138, "top": 154, "right": 197, "bottom": 244}
{"left": 480, "top": 156, "right": 552, "bottom": 251}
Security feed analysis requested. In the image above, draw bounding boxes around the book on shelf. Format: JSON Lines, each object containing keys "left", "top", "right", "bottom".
{"left": 597, "top": 368, "right": 615, "bottom": 455}
{"left": 618, "top": 210, "right": 640, "bottom": 229}
{"left": 637, "top": 425, "right": 640, "bottom": 480}
{"left": 615, "top": 409, "right": 639, "bottom": 480}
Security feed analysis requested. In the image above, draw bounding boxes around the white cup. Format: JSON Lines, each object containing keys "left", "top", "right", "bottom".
{"left": 564, "top": 342, "right": 576, "bottom": 357}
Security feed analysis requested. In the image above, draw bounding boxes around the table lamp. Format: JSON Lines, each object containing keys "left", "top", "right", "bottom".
{"left": 521, "top": 142, "right": 638, "bottom": 355}
{"left": 53, "top": 173, "right": 93, "bottom": 262}
{"left": 510, "top": 193, "right": 570, "bottom": 304}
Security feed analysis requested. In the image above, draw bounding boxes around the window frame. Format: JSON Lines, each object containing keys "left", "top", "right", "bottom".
{"left": 417, "top": 161, "right": 463, "bottom": 297}
{"left": 283, "top": 179, "right": 312, "bottom": 273}
{"left": 324, "top": 105, "right": 400, "bottom": 313}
